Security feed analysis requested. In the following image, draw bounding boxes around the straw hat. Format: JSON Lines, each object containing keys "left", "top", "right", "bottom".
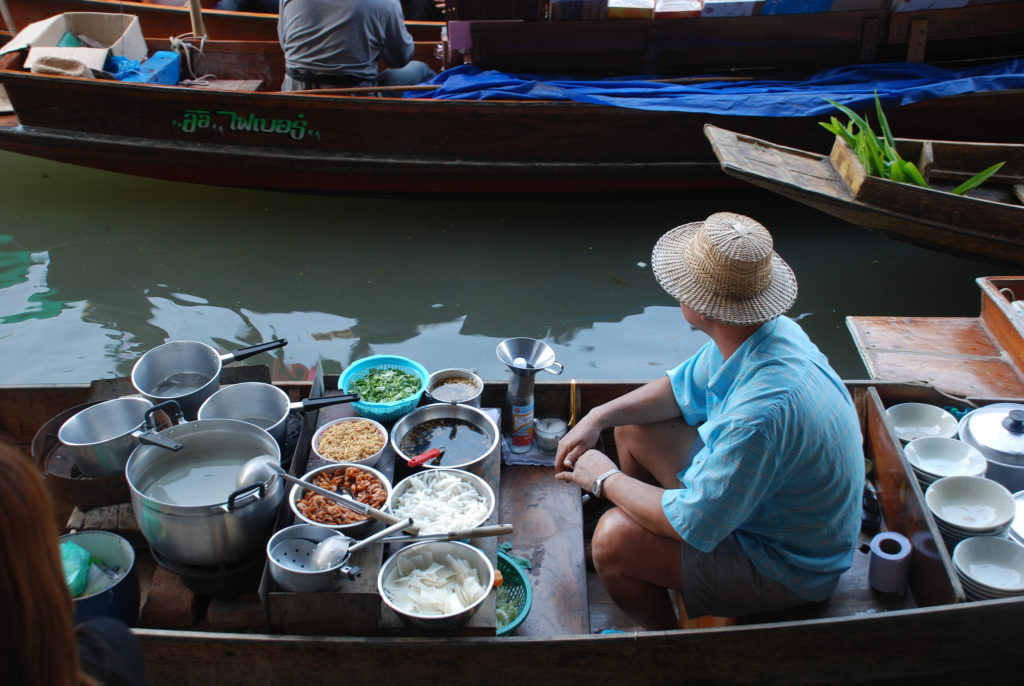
{"left": 651, "top": 212, "right": 797, "bottom": 326}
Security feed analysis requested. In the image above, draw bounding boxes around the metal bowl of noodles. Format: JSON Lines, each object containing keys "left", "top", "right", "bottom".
{"left": 378, "top": 540, "right": 494, "bottom": 631}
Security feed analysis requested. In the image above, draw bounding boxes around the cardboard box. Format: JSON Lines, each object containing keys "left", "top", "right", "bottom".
{"left": 654, "top": 0, "right": 704, "bottom": 17}
{"left": 607, "top": 0, "right": 656, "bottom": 18}
{"left": 701, "top": 0, "right": 762, "bottom": 15}
{"left": 890, "top": 0, "right": 968, "bottom": 10}
{"left": 761, "top": 0, "right": 832, "bottom": 13}
{"left": 1, "top": 13, "right": 147, "bottom": 72}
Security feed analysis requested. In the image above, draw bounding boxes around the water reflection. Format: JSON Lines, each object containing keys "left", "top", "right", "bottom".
{"left": 0, "top": 149, "right": 1006, "bottom": 385}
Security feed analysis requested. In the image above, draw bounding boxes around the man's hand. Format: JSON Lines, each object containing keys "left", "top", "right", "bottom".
{"left": 554, "top": 413, "right": 603, "bottom": 473}
{"left": 554, "top": 448, "right": 617, "bottom": 495}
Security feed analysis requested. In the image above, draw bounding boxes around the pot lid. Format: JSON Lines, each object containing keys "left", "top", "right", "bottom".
{"left": 960, "top": 403, "right": 1024, "bottom": 464}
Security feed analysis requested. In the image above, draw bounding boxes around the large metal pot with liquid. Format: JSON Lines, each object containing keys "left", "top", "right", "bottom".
{"left": 125, "top": 408, "right": 284, "bottom": 567}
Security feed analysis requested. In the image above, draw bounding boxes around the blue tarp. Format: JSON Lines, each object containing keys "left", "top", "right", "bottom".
{"left": 406, "top": 59, "right": 1024, "bottom": 117}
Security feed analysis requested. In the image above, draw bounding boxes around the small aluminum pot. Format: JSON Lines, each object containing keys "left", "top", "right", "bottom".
{"left": 126, "top": 417, "right": 283, "bottom": 567}
{"left": 423, "top": 368, "right": 483, "bottom": 407}
{"left": 131, "top": 339, "right": 287, "bottom": 419}
{"left": 197, "top": 381, "right": 359, "bottom": 446}
{"left": 390, "top": 403, "right": 499, "bottom": 474}
{"left": 266, "top": 524, "right": 356, "bottom": 593}
{"left": 57, "top": 397, "right": 183, "bottom": 477}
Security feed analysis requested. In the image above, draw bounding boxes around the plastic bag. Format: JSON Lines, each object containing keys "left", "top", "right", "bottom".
{"left": 60, "top": 540, "right": 92, "bottom": 597}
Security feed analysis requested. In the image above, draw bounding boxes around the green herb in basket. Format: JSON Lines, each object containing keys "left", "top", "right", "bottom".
{"left": 351, "top": 368, "right": 421, "bottom": 403}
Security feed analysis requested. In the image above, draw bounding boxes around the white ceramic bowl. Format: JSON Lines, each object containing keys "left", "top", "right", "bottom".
{"left": 905, "top": 437, "right": 987, "bottom": 480}
{"left": 390, "top": 468, "right": 495, "bottom": 536}
{"left": 886, "top": 403, "right": 959, "bottom": 442}
{"left": 953, "top": 535, "right": 1024, "bottom": 593}
{"left": 309, "top": 417, "right": 388, "bottom": 471}
{"left": 378, "top": 540, "right": 494, "bottom": 631}
{"left": 925, "top": 475, "right": 1016, "bottom": 533}
{"left": 289, "top": 463, "right": 393, "bottom": 537}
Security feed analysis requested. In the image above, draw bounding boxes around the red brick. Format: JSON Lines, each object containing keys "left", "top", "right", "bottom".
{"left": 140, "top": 566, "right": 199, "bottom": 628}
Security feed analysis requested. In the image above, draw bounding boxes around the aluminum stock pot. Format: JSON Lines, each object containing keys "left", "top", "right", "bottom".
{"left": 131, "top": 339, "right": 287, "bottom": 419}
{"left": 959, "top": 403, "right": 1024, "bottom": 492}
{"left": 125, "top": 414, "right": 284, "bottom": 567}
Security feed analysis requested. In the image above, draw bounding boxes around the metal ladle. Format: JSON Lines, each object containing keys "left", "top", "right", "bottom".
{"left": 235, "top": 455, "right": 417, "bottom": 534}
{"left": 309, "top": 516, "right": 414, "bottom": 571}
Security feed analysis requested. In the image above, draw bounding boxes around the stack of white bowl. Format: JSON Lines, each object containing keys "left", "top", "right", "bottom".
{"left": 885, "top": 403, "right": 959, "bottom": 443}
{"left": 925, "top": 475, "right": 1016, "bottom": 550}
{"left": 905, "top": 436, "right": 987, "bottom": 489}
{"left": 953, "top": 535, "right": 1024, "bottom": 601}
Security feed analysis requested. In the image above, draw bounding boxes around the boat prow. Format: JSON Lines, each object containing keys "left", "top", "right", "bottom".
{"left": 704, "top": 123, "right": 1024, "bottom": 267}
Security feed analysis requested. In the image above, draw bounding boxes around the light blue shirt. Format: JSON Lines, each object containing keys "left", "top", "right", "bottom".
{"left": 663, "top": 316, "right": 864, "bottom": 600}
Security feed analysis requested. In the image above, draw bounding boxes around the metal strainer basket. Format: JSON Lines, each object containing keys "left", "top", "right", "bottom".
{"left": 496, "top": 550, "right": 532, "bottom": 636}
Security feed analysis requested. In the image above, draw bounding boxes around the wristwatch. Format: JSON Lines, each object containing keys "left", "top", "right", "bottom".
{"left": 592, "top": 468, "right": 622, "bottom": 499}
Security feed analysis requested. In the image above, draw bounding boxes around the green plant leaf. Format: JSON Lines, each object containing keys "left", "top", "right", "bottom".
{"left": 902, "top": 161, "right": 929, "bottom": 188}
{"left": 874, "top": 92, "right": 897, "bottom": 151}
{"left": 951, "top": 162, "right": 1006, "bottom": 195}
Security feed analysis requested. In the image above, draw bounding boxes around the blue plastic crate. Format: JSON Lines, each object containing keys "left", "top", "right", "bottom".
{"left": 338, "top": 354, "right": 428, "bottom": 422}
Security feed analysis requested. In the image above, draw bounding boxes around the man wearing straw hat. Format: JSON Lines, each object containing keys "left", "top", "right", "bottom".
{"left": 555, "top": 212, "right": 864, "bottom": 629}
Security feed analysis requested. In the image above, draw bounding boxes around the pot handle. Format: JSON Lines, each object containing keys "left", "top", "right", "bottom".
{"left": 222, "top": 339, "right": 288, "bottom": 364}
{"left": 226, "top": 482, "right": 266, "bottom": 511}
{"left": 299, "top": 393, "right": 360, "bottom": 411}
{"left": 144, "top": 400, "right": 185, "bottom": 429}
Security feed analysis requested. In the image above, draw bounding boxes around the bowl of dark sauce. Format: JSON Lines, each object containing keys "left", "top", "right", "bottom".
{"left": 391, "top": 403, "right": 499, "bottom": 474}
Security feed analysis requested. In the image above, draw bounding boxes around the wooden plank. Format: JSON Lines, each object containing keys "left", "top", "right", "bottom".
{"left": 500, "top": 465, "right": 588, "bottom": 636}
{"left": 977, "top": 276, "right": 1024, "bottom": 372}
{"left": 846, "top": 315, "right": 1024, "bottom": 399}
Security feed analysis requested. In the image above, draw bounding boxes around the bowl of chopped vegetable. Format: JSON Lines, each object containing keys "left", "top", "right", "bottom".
{"left": 496, "top": 550, "right": 532, "bottom": 636}
{"left": 338, "top": 355, "right": 429, "bottom": 423}
{"left": 378, "top": 540, "right": 494, "bottom": 631}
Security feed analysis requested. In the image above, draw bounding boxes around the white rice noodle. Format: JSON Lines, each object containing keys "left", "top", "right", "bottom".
{"left": 384, "top": 550, "right": 485, "bottom": 616}
{"left": 392, "top": 471, "right": 489, "bottom": 535}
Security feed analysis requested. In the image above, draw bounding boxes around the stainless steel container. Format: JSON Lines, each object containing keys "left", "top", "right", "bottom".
{"left": 389, "top": 403, "right": 499, "bottom": 474}
{"left": 125, "top": 418, "right": 283, "bottom": 566}
{"left": 57, "top": 397, "right": 182, "bottom": 477}
{"left": 131, "top": 339, "right": 286, "bottom": 419}
{"left": 378, "top": 540, "right": 494, "bottom": 631}
{"left": 423, "top": 368, "right": 483, "bottom": 407}
{"left": 197, "top": 381, "right": 358, "bottom": 446}
{"left": 958, "top": 403, "right": 1024, "bottom": 492}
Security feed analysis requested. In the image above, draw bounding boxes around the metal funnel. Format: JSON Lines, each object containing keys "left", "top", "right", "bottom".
{"left": 496, "top": 338, "right": 563, "bottom": 375}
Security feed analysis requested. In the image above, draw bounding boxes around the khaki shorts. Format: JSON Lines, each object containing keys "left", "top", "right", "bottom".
{"left": 680, "top": 533, "right": 811, "bottom": 618}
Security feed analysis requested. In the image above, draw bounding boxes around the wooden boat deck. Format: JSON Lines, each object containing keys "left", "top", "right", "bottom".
{"left": 848, "top": 276, "right": 1024, "bottom": 402}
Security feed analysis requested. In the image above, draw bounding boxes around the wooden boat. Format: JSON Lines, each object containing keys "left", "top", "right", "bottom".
{"left": 848, "top": 275, "right": 1024, "bottom": 400}
{"left": 3, "top": 30, "right": 1024, "bottom": 195}
{"left": 1, "top": 0, "right": 444, "bottom": 42}
{"left": 705, "top": 124, "right": 1024, "bottom": 267}
{"left": 4, "top": 373, "right": 1024, "bottom": 684}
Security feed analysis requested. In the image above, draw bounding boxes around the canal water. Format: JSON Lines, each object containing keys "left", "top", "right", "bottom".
{"left": 0, "top": 149, "right": 1007, "bottom": 386}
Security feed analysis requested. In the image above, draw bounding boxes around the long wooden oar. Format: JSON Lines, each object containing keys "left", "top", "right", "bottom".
{"left": 187, "top": 0, "right": 207, "bottom": 38}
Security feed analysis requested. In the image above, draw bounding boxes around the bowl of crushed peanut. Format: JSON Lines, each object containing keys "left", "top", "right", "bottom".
{"left": 309, "top": 417, "right": 388, "bottom": 471}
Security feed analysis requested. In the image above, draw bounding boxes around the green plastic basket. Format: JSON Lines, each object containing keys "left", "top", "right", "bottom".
{"left": 496, "top": 550, "right": 532, "bottom": 636}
